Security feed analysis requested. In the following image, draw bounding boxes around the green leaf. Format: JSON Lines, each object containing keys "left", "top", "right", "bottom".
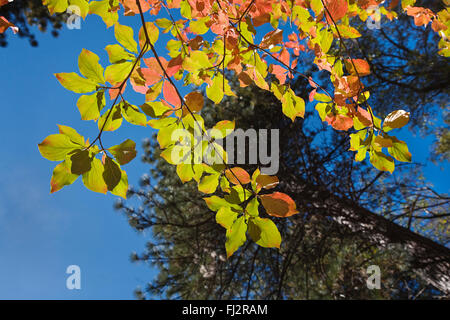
{"left": 98, "top": 105, "right": 123, "bottom": 131}
{"left": 105, "top": 44, "right": 135, "bottom": 64}
{"left": 225, "top": 216, "right": 247, "bottom": 258}
{"left": 78, "top": 49, "right": 105, "bottom": 84}
{"left": 157, "top": 122, "right": 180, "bottom": 149}
{"left": 43, "top": 0, "right": 68, "bottom": 14}
{"left": 76, "top": 91, "right": 105, "bottom": 121}
{"left": 198, "top": 173, "right": 220, "bottom": 194}
{"left": 216, "top": 206, "right": 239, "bottom": 230}
{"left": 55, "top": 72, "right": 97, "bottom": 93}
{"left": 89, "top": 0, "right": 118, "bottom": 28}
{"left": 109, "top": 167, "right": 128, "bottom": 199}
{"left": 388, "top": 137, "right": 412, "bottom": 162}
{"left": 138, "top": 22, "right": 159, "bottom": 48}
{"left": 104, "top": 61, "right": 134, "bottom": 84}
{"left": 155, "top": 18, "right": 172, "bottom": 29}
{"left": 82, "top": 157, "right": 107, "bottom": 194}
{"left": 38, "top": 134, "right": 82, "bottom": 161}
{"left": 248, "top": 217, "right": 281, "bottom": 248}
{"left": 190, "top": 17, "right": 210, "bottom": 35}
{"left": 69, "top": 0, "right": 89, "bottom": 19}
{"left": 176, "top": 163, "right": 194, "bottom": 183}
{"left": 369, "top": 151, "right": 395, "bottom": 173}
{"left": 109, "top": 139, "right": 137, "bottom": 165}
{"left": 114, "top": 23, "right": 138, "bottom": 54}
{"left": 140, "top": 101, "right": 172, "bottom": 118}
{"left": 206, "top": 75, "right": 224, "bottom": 104}
{"left": 246, "top": 197, "right": 259, "bottom": 217}
{"left": 57, "top": 124, "right": 85, "bottom": 146}
{"left": 282, "top": 88, "right": 305, "bottom": 121}
{"left": 182, "top": 50, "right": 212, "bottom": 73}
{"left": 122, "top": 102, "right": 147, "bottom": 126}
{"left": 50, "top": 160, "right": 79, "bottom": 193}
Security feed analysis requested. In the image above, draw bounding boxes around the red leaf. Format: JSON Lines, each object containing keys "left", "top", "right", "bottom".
{"left": 163, "top": 81, "right": 181, "bottom": 107}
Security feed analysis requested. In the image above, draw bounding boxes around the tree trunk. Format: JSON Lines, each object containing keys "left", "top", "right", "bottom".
{"left": 286, "top": 182, "right": 450, "bottom": 296}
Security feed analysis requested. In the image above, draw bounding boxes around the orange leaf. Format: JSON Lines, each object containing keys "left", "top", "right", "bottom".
{"left": 324, "top": 0, "right": 348, "bottom": 24}
{"left": 0, "top": 16, "right": 18, "bottom": 34}
{"left": 260, "top": 192, "right": 299, "bottom": 218}
{"left": 225, "top": 167, "right": 251, "bottom": 185}
{"left": 345, "top": 59, "right": 371, "bottom": 76}
{"left": 184, "top": 91, "right": 204, "bottom": 114}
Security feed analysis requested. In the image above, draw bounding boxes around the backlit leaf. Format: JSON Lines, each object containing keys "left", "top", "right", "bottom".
{"left": 260, "top": 192, "right": 299, "bottom": 218}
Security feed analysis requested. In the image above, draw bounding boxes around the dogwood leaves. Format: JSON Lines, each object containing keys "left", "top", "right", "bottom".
{"left": 203, "top": 167, "right": 296, "bottom": 257}
{"left": 39, "top": 0, "right": 442, "bottom": 258}
{"left": 39, "top": 125, "right": 133, "bottom": 198}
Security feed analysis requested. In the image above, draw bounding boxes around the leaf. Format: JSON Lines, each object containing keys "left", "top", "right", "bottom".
{"left": 122, "top": 102, "right": 147, "bottom": 126}
{"left": 204, "top": 196, "right": 241, "bottom": 212}
{"left": 50, "top": 160, "right": 79, "bottom": 193}
{"left": 326, "top": 114, "right": 354, "bottom": 131}
{"left": 76, "top": 91, "right": 105, "bottom": 121}
{"left": 383, "top": 110, "right": 410, "bottom": 131}
{"left": 78, "top": 49, "right": 105, "bottom": 84}
{"left": 38, "top": 134, "right": 82, "bottom": 161}
{"left": 176, "top": 163, "right": 194, "bottom": 183}
{"left": 388, "top": 137, "right": 412, "bottom": 162}
{"left": 345, "top": 59, "right": 371, "bottom": 76}
{"left": 89, "top": 0, "right": 118, "bottom": 28}
{"left": 245, "top": 197, "right": 259, "bottom": 217}
{"left": 163, "top": 81, "right": 181, "bottom": 107}
{"left": 57, "top": 124, "right": 85, "bottom": 146}
{"left": 184, "top": 91, "right": 204, "bottom": 114}
{"left": 216, "top": 206, "right": 239, "bottom": 230}
{"left": 138, "top": 22, "right": 159, "bottom": 48}
{"left": 98, "top": 105, "right": 123, "bottom": 131}
{"left": 55, "top": 72, "right": 97, "bottom": 93}
{"left": 324, "top": 0, "right": 348, "bottom": 23}
{"left": 281, "top": 87, "right": 305, "bottom": 121}
{"left": 260, "top": 192, "right": 299, "bottom": 218}
{"left": 82, "top": 157, "right": 107, "bottom": 194}
{"left": 182, "top": 50, "right": 212, "bottom": 73}
{"left": 109, "top": 167, "right": 128, "bottom": 199}
{"left": 70, "top": 149, "right": 92, "bottom": 175}
{"left": 105, "top": 61, "right": 134, "bottom": 84}
{"left": 109, "top": 139, "right": 137, "bottom": 165}
{"left": 369, "top": 151, "right": 395, "bottom": 173}
{"left": 255, "top": 174, "right": 279, "bottom": 192}
{"left": 225, "top": 167, "right": 251, "bottom": 185}
{"left": 248, "top": 217, "right": 281, "bottom": 248}
{"left": 114, "top": 23, "right": 138, "bottom": 53}
{"left": 140, "top": 101, "right": 172, "bottom": 118}
{"left": 225, "top": 216, "right": 247, "bottom": 258}
{"left": 198, "top": 173, "right": 220, "bottom": 194}
{"left": 105, "top": 44, "right": 135, "bottom": 64}
{"left": 212, "top": 120, "right": 235, "bottom": 138}
{"left": 42, "top": 0, "right": 68, "bottom": 14}
{"left": 206, "top": 75, "right": 225, "bottom": 104}
{"left": 103, "top": 156, "right": 122, "bottom": 191}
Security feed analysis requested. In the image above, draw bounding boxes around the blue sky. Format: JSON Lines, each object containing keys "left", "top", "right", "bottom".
{"left": 0, "top": 12, "right": 448, "bottom": 300}
{"left": 0, "top": 15, "right": 159, "bottom": 299}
